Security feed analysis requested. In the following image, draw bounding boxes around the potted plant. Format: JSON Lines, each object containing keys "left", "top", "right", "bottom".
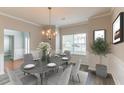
{"left": 37, "top": 42, "right": 51, "bottom": 63}
{"left": 91, "top": 38, "right": 111, "bottom": 78}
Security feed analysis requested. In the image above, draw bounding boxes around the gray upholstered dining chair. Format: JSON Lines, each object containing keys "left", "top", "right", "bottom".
{"left": 24, "top": 54, "right": 35, "bottom": 64}
{"left": 47, "top": 65, "right": 72, "bottom": 85}
{"left": 31, "top": 50, "right": 40, "bottom": 61}
{"left": 6, "top": 68, "right": 38, "bottom": 85}
{"left": 71, "top": 59, "right": 81, "bottom": 83}
{"left": 50, "top": 56, "right": 66, "bottom": 72}
{"left": 57, "top": 65, "right": 72, "bottom": 85}
{"left": 64, "top": 50, "right": 71, "bottom": 60}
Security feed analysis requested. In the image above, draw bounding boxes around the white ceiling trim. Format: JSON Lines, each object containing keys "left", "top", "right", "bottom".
{"left": 0, "top": 11, "right": 41, "bottom": 27}
{"left": 90, "top": 12, "right": 111, "bottom": 19}
{"left": 60, "top": 12, "right": 111, "bottom": 29}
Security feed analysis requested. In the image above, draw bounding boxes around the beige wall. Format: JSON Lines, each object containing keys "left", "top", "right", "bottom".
{"left": 60, "top": 15, "right": 111, "bottom": 51}
{"left": 88, "top": 15, "right": 111, "bottom": 70}
{"left": 59, "top": 8, "right": 124, "bottom": 84}
{"left": 88, "top": 15, "right": 112, "bottom": 48}
{"left": 0, "top": 15, "right": 42, "bottom": 74}
{"left": 0, "top": 15, "right": 42, "bottom": 54}
{"left": 59, "top": 23, "right": 90, "bottom": 65}
{"left": 1, "top": 8, "right": 124, "bottom": 84}
{"left": 60, "top": 15, "right": 111, "bottom": 69}
{"left": 111, "top": 8, "right": 124, "bottom": 62}
{"left": 110, "top": 8, "right": 124, "bottom": 84}
{"left": 60, "top": 23, "right": 90, "bottom": 51}
{"left": 41, "top": 25, "right": 56, "bottom": 49}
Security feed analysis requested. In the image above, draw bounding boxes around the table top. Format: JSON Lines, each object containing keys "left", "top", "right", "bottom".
{"left": 21, "top": 57, "right": 68, "bottom": 74}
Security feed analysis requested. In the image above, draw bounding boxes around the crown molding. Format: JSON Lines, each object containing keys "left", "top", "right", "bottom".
{"left": 90, "top": 12, "right": 111, "bottom": 20}
{"left": 60, "top": 11, "right": 112, "bottom": 29}
{"left": 110, "top": 7, "right": 116, "bottom": 14}
{"left": 0, "top": 11, "right": 41, "bottom": 27}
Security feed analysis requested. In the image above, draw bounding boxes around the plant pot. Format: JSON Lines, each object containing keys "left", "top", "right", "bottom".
{"left": 95, "top": 64, "right": 107, "bottom": 78}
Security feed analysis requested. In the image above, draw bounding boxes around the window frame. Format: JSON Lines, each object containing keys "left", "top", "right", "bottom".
{"left": 93, "top": 29, "right": 106, "bottom": 41}
{"left": 62, "top": 33, "right": 87, "bottom": 55}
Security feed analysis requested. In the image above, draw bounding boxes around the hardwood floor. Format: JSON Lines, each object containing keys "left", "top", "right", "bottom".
{"left": 85, "top": 71, "right": 115, "bottom": 85}
{"left": 80, "top": 65, "right": 115, "bottom": 85}
{"left": 2, "top": 60, "right": 115, "bottom": 85}
{"left": 4, "top": 59, "right": 24, "bottom": 71}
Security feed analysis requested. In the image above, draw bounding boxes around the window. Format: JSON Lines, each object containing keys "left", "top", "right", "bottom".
{"left": 24, "top": 32, "right": 30, "bottom": 54}
{"left": 62, "top": 33, "right": 86, "bottom": 55}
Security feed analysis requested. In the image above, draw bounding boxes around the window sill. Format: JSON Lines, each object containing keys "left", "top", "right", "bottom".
{"left": 71, "top": 53, "right": 86, "bottom": 56}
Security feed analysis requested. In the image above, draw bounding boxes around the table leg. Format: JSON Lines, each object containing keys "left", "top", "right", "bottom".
{"left": 66, "top": 61, "right": 68, "bottom": 65}
{"left": 40, "top": 73, "right": 43, "bottom": 84}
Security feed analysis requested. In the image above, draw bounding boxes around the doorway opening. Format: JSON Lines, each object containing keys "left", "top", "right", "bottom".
{"left": 4, "top": 35, "right": 14, "bottom": 62}
{"left": 4, "top": 29, "right": 30, "bottom": 71}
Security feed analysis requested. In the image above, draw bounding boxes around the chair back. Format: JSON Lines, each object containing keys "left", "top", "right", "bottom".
{"left": 24, "top": 54, "right": 35, "bottom": 64}
{"left": 31, "top": 50, "right": 40, "bottom": 60}
{"left": 57, "top": 65, "right": 72, "bottom": 85}
{"left": 71, "top": 59, "right": 81, "bottom": 76}
{"left": 50, "top": 56, "right": 61, "bottom": 64}
{"left": 49, "top": 49, "right": 56, "bottom": 57}
{"left": 6, "top": 68, "right": 23, "bottom": 85}
{"left": 64, "top": 50, "right": 71, "bottom": 60}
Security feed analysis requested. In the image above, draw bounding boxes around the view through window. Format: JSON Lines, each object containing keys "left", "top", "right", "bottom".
{"left": 62, "top": 33, "right": 86, "bottom": 55}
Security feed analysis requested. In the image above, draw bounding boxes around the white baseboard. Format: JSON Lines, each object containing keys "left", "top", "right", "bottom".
{"left": 0, "top": 53, "right": 4, "bottom": 75}
{"left": 110, "top": 54, "right": 124, "bottom": 85}
{"left": 0, "top": 71, "right": 5, "bottom": 75}
{"left": 111, "top": 71, "right": 120, "bottom": 85}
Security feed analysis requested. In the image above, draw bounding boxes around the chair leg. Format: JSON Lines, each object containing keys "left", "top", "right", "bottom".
{"left": 72, "top": 76, "right": 75, "bottom": 84}
{"left": 45, "top": 72, "right": 48, "bottom": 85}
{"left": 77, "top": 74, "right": 80, "bottom": 83}
{"left": 63, "top": 68, "right": 65, "bottom": 72}
{"left": 56, "top": 68, "right": 59, "bottom": 73}
{"left": 56, "top": 68, "right": 59, "bottom": 72}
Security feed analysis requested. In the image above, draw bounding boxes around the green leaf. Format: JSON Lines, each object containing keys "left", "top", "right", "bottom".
{"left": 91, "top": 38, "right": 111, "bottom": 56}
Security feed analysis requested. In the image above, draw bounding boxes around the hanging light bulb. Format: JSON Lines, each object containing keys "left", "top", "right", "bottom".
{"left": 41, "top": 7, "right": 56, "bottom": 41}
{"left": 42, "top": 31, "right": 45, "bottom": 35}
{"left": 46, "top": 32, "right": 48, "bottom": 36}
{"left": 47, "top": 29, "right": 51, "bottom": 33}
{"left": 55, "top": 31, "right": 57, "bottom": 34}
{"left": 53, "top": 32, "right": 56, "bottom": 36}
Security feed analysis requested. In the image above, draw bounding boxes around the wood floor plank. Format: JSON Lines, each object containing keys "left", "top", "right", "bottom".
{"left": 80, "top": 65, "right": 115, "bottom": 85}
{"left": 1, "top": 60, "right": 115, "bottom": 85}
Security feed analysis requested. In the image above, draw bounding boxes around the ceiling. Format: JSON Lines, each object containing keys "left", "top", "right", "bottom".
{"left": 0, "top": 7, "right": 111, "bottom": 27}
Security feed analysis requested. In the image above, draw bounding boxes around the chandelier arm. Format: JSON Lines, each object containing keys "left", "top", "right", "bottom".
{"left": 42, "top": 7, "right": 56, "bottom": 41}
{"left": 48, "top": 7, "right": 51, "bottom": 28}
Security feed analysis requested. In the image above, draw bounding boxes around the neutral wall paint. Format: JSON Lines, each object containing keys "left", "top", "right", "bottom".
{"left": 60, "top": 23, "right": 90, "bottom": 65}
{"left": 88, "top": 15, "right": 111, "bottom": 71}
{"left": 0, "top": 15, "right": 42, "bottom": 53}
{"left": 0, "top": 15, "right": 42, "bottom": 74}
{"left": 4, "top": 29, "right": 24, "bottom": 60}
{"left": 55, "top": 27, "right": 60, "bottom": 52}
{"left": 0, "top": 54, "right": 4, "bottom": 74}
{"left": 60, "top": 8, "right": 124, "bottom": 84}
{"left": 60, "top": 15, "right": 111, "bottom": 71}
{"left": 41, "top": 25, "right": 56, "bottom": 49}
{"left": 110, "top": 8, "right": 124, "bottom": 84}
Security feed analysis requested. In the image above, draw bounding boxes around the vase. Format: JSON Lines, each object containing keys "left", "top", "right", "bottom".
{"left": 41, "top": 50, "right": 47, "bottom": 63}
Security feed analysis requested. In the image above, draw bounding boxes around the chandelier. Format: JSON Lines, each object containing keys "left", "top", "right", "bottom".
{"left": 41, "top": 7, "right": 57, "bottom": 40}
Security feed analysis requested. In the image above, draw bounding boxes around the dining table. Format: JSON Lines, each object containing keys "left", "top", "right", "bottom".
{"left": 21, "top": 55, "right": 69, "bottom": 84}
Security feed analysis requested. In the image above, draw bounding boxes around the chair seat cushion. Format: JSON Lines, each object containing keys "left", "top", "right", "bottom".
{"left": 21, "top": 75, "right": 38, "bottom": 85}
